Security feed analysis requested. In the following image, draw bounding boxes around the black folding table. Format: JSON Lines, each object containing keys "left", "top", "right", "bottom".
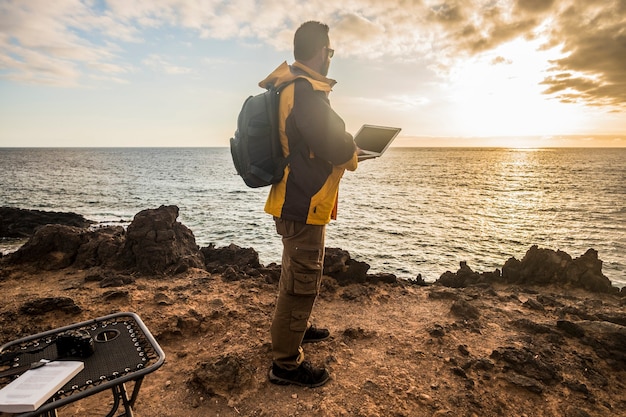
{"left": 0, "top": 312, "right": 165, "bottom": 417}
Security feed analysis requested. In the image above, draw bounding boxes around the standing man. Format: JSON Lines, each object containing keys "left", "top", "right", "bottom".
{"left": 261, "top": 21, "right": 358, "bottom": 387}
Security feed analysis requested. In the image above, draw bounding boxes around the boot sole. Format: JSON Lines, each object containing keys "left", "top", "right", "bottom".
{"left": 302, "top": 334, "right": 330, "bottom": 343}
{"left": 268, "top": 369, "right": 330, "bottom": 388}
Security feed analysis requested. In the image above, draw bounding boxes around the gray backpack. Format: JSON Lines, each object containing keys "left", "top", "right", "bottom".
{"left": 230, "top": 82, "right": 294, "bottom": 188}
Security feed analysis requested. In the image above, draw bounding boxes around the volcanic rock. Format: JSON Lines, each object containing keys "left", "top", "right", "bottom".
{"left": 436, "top": 245, "right": 620, "bottom": 295}
{"left": 502, "top": 245, "right": 615, "bottom": 293}
{"left": 438, "top": 261, "right": 481, "bottom": 288}
{"left": 8, "top": 224, "right": 87, "bottom": 270}
{"left": 450, "top": 299, "right": 480, "bottom": 320}
{"left": 190, "top": 353, "right": 254, "bottom": 398}
{"left": 0, "top": 207, "right": 93, "bottom": 238}
{"left": 490, "top": 346, "right": 561, "bottom": 385}
{"left": 74, "top": 226, "right": 126, "bottom": 269}
{"left": 324, "top": 247, "right": 371, "bottom": 284}
{"left": 119, "top": 205, "right": 205, "bottom": 275}
{"left": 1, "top": 206, "right": 625, "bottom": 416}
{"left": 5, "top": 206, "right": 206, "bottom": 275}
{"left": 201, "top": 243, "right": 261, "bottom": 272}
{"left": 19, "top": 296, "right": 82, "bottom": 315}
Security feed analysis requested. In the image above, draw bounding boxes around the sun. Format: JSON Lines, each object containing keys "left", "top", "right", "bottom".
{"left": 445, "top": 37, "right": 589, "bottom": 138}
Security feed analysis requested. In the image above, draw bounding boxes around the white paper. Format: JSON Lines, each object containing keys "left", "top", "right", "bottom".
{"left": 0, "top": 361, "right": 84, "bottom": 413}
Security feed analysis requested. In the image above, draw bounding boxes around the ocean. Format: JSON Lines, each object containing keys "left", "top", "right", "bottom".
{"left": 1, "top": 147, "right": 624, "bottom": 288}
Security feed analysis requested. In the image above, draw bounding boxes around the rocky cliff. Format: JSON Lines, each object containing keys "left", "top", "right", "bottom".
{"left": 0, "top": 206, "right": 624, "bottom": 417}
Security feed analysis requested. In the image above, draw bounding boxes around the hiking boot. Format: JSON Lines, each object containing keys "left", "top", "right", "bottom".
{"left": 269, "top": 361, "right": 330, "bottom": 387}
{"left": 302, "top": 325, "right": 330, "bottom": 343}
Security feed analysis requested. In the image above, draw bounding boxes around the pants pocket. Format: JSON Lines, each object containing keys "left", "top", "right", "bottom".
{"left": 293, "top": 272, "right": 319, "bottom": 295}
{"left": 290, "top": 310, "right": 309, "bottom": 332}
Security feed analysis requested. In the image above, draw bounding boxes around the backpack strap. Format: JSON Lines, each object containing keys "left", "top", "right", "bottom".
{"left": 267, "top": 81, "right": 305, "bottom": 171}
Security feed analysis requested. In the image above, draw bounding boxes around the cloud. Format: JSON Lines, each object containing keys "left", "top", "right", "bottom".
{"left": 333, "top": 13, "right": 386, "bottom": 56}
{"left": 516, "top": 0, "right": 557, "bottom": 13}
{"left": 0, "top": 0, "right": 623, "bottom": 112}
{"left": 420, "top": 0, "right": 625, "bottom": 110}
{"left": 425, "top": 1, "right": 546, "bottom": 54}
{"left": 0, "top": 0, "right": 131, "bottom": 86}
{"left": 540, "top": 0, "right": 626, "bottom": 108}
{"left": 491, "top": 56, "right": 512, "bottom": 65}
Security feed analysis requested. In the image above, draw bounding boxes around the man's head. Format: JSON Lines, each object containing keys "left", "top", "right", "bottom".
{"left": 294, "top": 21, "right": 333, "bottom": 76}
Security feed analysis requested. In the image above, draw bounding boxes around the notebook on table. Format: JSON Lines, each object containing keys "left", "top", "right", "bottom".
{"left": 0, "top": 360, "right": 84, "bottom": 413}
{"left": 354, "top": 125, "right": 401, "bottom": 160}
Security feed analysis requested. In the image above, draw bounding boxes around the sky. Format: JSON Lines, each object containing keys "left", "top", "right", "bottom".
{"left": 0, "top": 0, "right": 625, "bottom": 148}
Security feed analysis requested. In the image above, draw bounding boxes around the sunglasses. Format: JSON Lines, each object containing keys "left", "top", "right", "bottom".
{"left": 326, "top": 47, "right": 334, "bottom": 58}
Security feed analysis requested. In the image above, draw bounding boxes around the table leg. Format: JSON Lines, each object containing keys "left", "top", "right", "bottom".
{"left": 105, "top": 386, "right": 121, "bottom": 417}
{"left": 118, "top": 383, "right": 134, "bottom": 417}
{"left": 127, "top": 377, "right": 144, "bottom": 409}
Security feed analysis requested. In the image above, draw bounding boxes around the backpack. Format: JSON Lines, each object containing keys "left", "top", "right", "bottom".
{"left": 230, "top": 81, "right": 294, "bottom": 188}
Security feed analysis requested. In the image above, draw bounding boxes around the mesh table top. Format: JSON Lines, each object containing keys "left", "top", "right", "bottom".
{"left": 0, "top": 312, "right": 165, "bottom": 416}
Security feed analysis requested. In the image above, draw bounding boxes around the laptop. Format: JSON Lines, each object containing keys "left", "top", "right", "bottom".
{"left": 354, "top": 125, "right": 401, "bottom": 160}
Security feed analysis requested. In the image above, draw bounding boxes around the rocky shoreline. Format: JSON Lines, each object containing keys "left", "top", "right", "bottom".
{"left": 1, "top": 206, "right": 622, "bottom": 295}
{"left": 1, "top": 206, "right": 625, "bottom": 416}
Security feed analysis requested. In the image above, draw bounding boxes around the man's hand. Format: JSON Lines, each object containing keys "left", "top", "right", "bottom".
{"left": 357, "top": 147, "right": 377, "bottom": 161}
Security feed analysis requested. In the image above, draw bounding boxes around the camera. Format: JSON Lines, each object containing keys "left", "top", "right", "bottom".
{"left": 56, "top": 330, "right": 95, "bottom": 359}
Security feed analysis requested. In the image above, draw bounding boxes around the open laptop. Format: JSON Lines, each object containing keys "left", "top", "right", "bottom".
{"left": 354, "top": 125, "right": 401, "bottom": 160}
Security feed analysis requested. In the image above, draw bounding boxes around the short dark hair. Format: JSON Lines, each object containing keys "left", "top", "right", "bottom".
{"left": 293, "top": 21, "right": 330, "bottom": 61}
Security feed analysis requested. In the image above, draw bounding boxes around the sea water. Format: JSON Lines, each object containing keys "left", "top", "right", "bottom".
{"left": 1, "top": 147, "right": 624, "bottom": 288}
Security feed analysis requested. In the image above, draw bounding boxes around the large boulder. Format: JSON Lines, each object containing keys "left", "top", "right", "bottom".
{"left": 7, "top": 224, "right": 87, "bottom": 270}
{"left": 5, "top": 206, "right": 205, "bottom": 275}
{"left": 323, "top": 248, "right": 398, "bottom": 285}
{"left": 436, "top": 246, "right": 618, "bottom": 295}
{"left": 502, "top": 245, "right": 615, "bottom": 293}
{"left": 119, "top": 205, "right": 205, "bottom": 275}
{"left": 324, "top": 247, "right": 369, "bottom": 283}
{"left": 6, "top": 224, "right": 126, "bottom": 270}
{"left": 199, "top": 243, "right": 266, "bottom": 281}
{"left": 201, "top": 243, "right": 261, "bottom": 271}
{"left": 74, "top": 226, "right": 126, "bottom": 269}
{"left": 437, "top": 261, "right": 484, "bottom": 288}
{"left": 566, "top": 248, "right": 614, "bottom": 293}
{"left": 502, "top": 246, "right": 573, "bottom": 285}
{"left": 0, "top": 207, "right": 93, "bottom": 238}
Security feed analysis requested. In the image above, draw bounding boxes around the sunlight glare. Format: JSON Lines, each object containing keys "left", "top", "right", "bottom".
{"left": 444, "top": 37, "right": 589, "bottom": 137}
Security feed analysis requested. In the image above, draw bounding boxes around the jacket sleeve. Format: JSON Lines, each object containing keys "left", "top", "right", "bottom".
{"left": 291, "top": 79, "right": 357, "bottom": 167}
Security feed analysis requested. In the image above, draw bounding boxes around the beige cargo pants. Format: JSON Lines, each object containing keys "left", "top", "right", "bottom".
{"left": 270, "top": 217, "right": 325, "bottom": 370}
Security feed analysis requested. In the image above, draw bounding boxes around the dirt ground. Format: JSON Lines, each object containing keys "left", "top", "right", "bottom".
{"left": 1, "top": 265, "right": 625, "bottom": 417}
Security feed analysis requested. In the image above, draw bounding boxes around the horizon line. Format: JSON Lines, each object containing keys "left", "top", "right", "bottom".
{"left": 2, "top": 145, "right": 625, "bottom": 149}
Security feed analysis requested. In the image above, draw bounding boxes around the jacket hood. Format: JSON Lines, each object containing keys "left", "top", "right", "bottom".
{"left": 259, "top": 61, "right": 336, "bottom": 92}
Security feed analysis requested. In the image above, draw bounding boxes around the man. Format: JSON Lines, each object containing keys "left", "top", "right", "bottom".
{"left": 260, "top": 21, "right": 358, "bottom": 387}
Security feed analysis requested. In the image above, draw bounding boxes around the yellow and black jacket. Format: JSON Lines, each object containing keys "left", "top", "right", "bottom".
{"left": 261, "top": 61, "right": 358, "bottom": 225}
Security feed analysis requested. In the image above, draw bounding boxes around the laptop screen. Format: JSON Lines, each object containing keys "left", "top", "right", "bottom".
{"left": 354, "top": 125, "right": 401, "bottom": 154}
